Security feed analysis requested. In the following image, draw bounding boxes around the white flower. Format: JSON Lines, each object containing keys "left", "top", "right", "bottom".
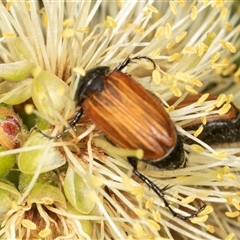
{"left": 0, "top": 1, "right": 239, "bottom": 239}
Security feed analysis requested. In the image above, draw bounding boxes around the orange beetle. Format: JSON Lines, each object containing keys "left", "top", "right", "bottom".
{"left": 34, "top": 57, "right": 205, "bottom": 220}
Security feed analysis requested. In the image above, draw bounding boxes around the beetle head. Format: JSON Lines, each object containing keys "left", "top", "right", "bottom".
{"left": 74, "top": 66, "right": 110, "bottom": 104}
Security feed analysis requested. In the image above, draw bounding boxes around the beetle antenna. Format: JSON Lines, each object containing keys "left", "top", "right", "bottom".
{"left": 115, "top": 56, "right": 156, "bottom": 71}
{"left": 128, "top": 157, "right": 206, "bottom": 220}
{"left": 131, "top": 56, "right": 157, "bottom": 69}
{"left": 32, "top": 109, "right": 84, "bottom": 139}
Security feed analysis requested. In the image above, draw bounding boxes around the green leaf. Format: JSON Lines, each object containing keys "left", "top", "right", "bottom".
{"left": 31, "top": 71, "right": 73, "bottom": 118}
{"left": 18, "top": 132, "right": 66, "bottom": 174}
{"left": 0, "top": 185, "right": 20, "bottom": 223}
{"left": 0, "top": 147, "right": 15, "bottom": 179}
{"left": 0, "top": 78, "right": 32, "bottom": 105}
{"left": 67, "top": 203, "right": 93, "bottom": 238}
{"left": 27, "top": 184, "right": 66, "bottom": 208}
{"left": 18, "top": 171, "right": 58, "bottom": 193}
{"left": 0, "top": 60, "right": 34, "bottom": 82}
{"left": 0, "top": 182, "right": 21, "bottom": 198}
{"left": 13, "top": 37, "right": 33, "bottom": 60}
{"left": 0, "top": 182, "right": 20, "bottom": 222}
{"left": 64, "top": 167, "right": 95, "bottom": 214}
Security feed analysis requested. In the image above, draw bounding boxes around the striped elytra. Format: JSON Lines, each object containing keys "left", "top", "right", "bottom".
{"left": 82, "top": 70, "right": 176, "bottom": 160}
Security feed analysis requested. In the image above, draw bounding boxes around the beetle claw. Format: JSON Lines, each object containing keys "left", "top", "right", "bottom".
{"left": 32, "top": 126, "right": 71, "bottom": 139}
{"left": 162, "top": 184, "right": 174, "bottom": 192}
{"left": 32, "top": 109, "right": 83, "bottom": 140}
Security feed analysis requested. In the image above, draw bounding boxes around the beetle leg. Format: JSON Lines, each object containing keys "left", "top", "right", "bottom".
{"left": 32, "top": 109, "right": 84, "bottom": 139}
{"left": 68, "top": 108, "right": 84, "bottom": 128}
{"left": 115, "top": 56, "right": 156, "bottom": 71}
{"left": 128, "top": 157, "right": 206, "bottom": 220}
